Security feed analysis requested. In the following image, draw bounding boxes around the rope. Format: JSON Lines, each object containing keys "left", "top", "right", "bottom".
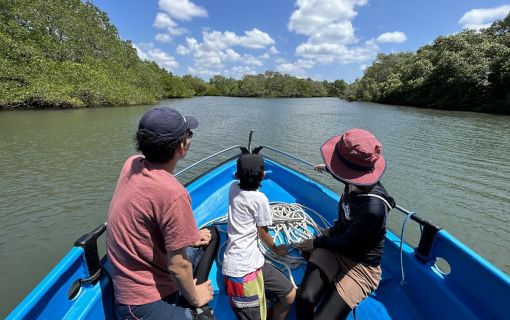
{"left": 200, "top": 202, "right": 332, "bottom": 286}
{"left": 399, "top": 211, "right": 414, "bottom": 286}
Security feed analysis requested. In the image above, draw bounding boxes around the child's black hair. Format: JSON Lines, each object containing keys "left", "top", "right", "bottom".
{"left": 237, "top": 153, "right": 264, "bottom": 191}
{"left": 238, "top": 172, "right": 263, "bottom": 191}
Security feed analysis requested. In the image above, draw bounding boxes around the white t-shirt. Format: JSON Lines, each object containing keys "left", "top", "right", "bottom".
{"left": 222, "top": 182, "right": 272, "bottom": 277}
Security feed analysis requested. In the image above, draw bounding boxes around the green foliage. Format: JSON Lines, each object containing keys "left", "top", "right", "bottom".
{"left": 202, "top": 71, "right": 333, "bottom": 98}
{"left": 347, "top": 13, "right": 510, "bottom": 114}
{"left": 0, "top": 0, "right": 191, "bottom": 109}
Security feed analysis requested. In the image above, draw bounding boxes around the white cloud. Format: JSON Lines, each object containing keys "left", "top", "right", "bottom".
{"left": 158, "top": 0, "right": 207, "bottom": 21}
{"left": 187, "top": 67, "right": 216, "bottom": 79}
{"left": 243, "top": 55, "right": 264, "bottom": 66}
{"left": 230, "top": 66, "right": 257, "bottom": 78}
{"left": 202, "top": 29, "right": 274, "bottom": 50}
{"left": 176, "top": 29, "right": 275, "bottom": 77}
{"left": 154, "top": 12, "right": 177, "bottom": 28}
{"left": 259, "top": 53, "right": 271, "bottom": 60}
{"left": 187, "top": 65, "right": 257, "bottom": 80}
{"left": 223, "top": 49, "right": 242, "bottom": 63}
{"left": 459, "top": 5, "right": 510, "bottom": 30}
{"left": 238, "top": 29, "right": 275, "bottom": 49}
{"left": 134, "top": 43, "right": 179, "bottom": 71}
{"left": 296, "top": 39, "right": 378, "bottom": 64}
{"left": 376, "top": 31, "right": 407, "bottom": 43}
{"left": 176, "top": 43, "right": 192, "bottom": 55}
{"left": 153, "top": 12, "right": 187, "bottom": 43}
{"left": 288, "top": 0, "right": 377, "bottom": 65}
{"left": 155, "top": 33, "right": 172, "bottom": 43}
{"left": 276, "top": 59, "right": 316, "bottom": 77}
{"left": 289, "top": 0, "right": 366, "bottom": 37}
{"left": 154, "top": 1, "right": 205, "bottom": 43}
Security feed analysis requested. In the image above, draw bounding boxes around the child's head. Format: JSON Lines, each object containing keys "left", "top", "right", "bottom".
{"left": 236, "top": 153, "right": 264, "bottom": 191}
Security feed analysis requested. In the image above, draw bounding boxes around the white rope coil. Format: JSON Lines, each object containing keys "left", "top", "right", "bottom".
{"left": 200, "top": 202, "right": 332, "bottom": 287}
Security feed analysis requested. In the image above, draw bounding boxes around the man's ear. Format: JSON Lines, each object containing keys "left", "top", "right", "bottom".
{"left": 177, "top": 140, "right": 187, "bottom": 155}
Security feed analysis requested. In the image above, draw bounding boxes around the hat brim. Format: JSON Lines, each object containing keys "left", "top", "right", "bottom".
{"left": 320, "top": 135, "right": 386, "bottom": 186}
{"left": 184, "top": 115, "right": 199, "bottom": 129}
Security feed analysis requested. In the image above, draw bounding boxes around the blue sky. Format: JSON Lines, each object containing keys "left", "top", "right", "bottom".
{"left": 91, "top": 0, "right": 510, "bottom": 82}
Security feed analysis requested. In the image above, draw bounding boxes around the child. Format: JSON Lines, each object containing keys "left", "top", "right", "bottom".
{"left": 223, "top": 152, "right": 296, "bottom": 320}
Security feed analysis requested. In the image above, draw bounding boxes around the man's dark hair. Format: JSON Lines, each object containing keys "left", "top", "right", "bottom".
{"left": 135, "top": 131, "right": 187, "bottom": 163}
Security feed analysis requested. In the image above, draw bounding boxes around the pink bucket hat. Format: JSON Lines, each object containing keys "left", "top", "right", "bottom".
{"left": 320, "top": 128, "right": 386, "bottom": 186}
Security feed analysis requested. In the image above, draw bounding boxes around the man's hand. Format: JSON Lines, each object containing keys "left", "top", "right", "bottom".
{"left": 193, "top": 279, "right": 214, "bottom": 307}
{"left": 167, "top": 248, "right": 214, "bottom": 308}
{"left": 190, "top": 228, "right": 212, "bottom": 247}
{"left": 295, "top": 239, "right": 314, "bottom": 252}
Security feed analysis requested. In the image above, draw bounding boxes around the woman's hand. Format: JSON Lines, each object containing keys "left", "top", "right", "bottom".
{"left": 295, "top": 239, "right": 314, "bottom": 252}
{"left": 314, "top": 164, "right": 327, "bottom": 173}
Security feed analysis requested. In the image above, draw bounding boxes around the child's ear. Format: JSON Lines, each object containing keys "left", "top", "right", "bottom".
{"left": 235, "top": 172, "right": 239, "bottom": 179}
{"left": 260, "top": 171, "right": 265, "bottom": 179}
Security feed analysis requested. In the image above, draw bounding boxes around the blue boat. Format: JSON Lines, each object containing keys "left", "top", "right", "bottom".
{"left": 7, "top": 141, "right": 510, "bottom": 320}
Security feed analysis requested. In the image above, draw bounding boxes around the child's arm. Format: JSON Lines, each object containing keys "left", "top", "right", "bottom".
{"left": 258, "top": 226, "right": 287, "bottom": 256}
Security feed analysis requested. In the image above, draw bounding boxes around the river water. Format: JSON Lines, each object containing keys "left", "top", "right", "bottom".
{"left": 1, "top": 97, "right": 509, "bottom": 316}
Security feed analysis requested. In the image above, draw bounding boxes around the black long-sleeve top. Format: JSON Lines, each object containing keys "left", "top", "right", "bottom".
{"left": 313, "top": 182, "right": 395, "bottom": 266}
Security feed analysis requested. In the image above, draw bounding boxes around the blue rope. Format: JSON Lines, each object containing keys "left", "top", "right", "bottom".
{"left": 400, "top": 212, "right": 414, "bottom": 286}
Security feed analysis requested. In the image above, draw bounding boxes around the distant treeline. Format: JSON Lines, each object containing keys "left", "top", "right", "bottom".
{"left": 181, "top": 73, "right": 347, "bottom": 98}
{"left": 345, "top": 14, "right": 510, "bottom": 114}
{"left": 1, "top": 0, "right": 508, "bottom": 114}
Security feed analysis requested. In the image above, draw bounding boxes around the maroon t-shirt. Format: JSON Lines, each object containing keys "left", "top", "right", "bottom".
{"left": 106, "top": 155, "right": 200, "bottom": 305}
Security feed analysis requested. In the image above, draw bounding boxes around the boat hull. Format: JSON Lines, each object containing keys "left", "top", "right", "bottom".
{"left": 7, "top": 158, "right": 510, "bottom": 319}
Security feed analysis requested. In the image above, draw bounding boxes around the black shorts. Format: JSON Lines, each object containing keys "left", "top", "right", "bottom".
{"left": 262, "top": 263, "right": 294, "bottom": 301}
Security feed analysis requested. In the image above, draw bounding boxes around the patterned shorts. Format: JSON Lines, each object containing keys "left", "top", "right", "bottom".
{"left": 224, "top": 267, "right": 266, "bottom": 320}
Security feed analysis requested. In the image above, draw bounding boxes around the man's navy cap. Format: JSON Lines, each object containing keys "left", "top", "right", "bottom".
{"left": 237, "top": 153, "right": 264, "bottom": 178}
{"left": 138, "top": 107, "right": 198, "bottom": 141}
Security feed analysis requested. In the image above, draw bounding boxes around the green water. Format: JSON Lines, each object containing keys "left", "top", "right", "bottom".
{"left": 1, "top": 97, "right": 509, "bottom": 316}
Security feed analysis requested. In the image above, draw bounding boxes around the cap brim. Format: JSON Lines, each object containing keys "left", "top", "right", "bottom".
{"left": 320, "top": 135, "right": 386, "bottom": 186}
{"left": 184, "top": 115, "right": 199, "bottom": 129}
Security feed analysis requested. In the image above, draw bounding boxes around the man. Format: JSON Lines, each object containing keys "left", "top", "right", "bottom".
{"left": 107, "top": 107, "right": 218, "bottom": 320}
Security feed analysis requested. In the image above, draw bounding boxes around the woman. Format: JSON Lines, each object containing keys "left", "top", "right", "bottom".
{"left": 294, "top": 128, "right": 395, "bottom": 320}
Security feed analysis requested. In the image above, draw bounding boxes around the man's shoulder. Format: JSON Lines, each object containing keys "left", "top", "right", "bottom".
{"left": 124, "top": 155, "right": 188, "bottom": 199}
{"left": 157, "top": 174, "right": 187, "bottom": 197}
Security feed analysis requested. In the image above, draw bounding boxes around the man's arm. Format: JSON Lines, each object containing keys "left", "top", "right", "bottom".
{"left": 167, "top": 247, "right": 213, "bottom": 307}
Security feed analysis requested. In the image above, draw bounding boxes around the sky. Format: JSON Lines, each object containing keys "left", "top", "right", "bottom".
{"left": 91, "top": 0, "right": 510, "bottom": 83}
